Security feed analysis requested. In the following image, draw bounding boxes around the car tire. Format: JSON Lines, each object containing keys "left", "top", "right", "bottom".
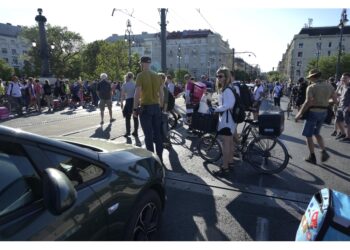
{"left": 123, "top": 189, "right": 162, "bottom": 241}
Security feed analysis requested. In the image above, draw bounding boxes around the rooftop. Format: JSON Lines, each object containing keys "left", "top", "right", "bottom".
{"left": 0, "top": 23, "right": 22, "bottom": 37}
{"left": 298, "top": 26, "right": 350, "bottom": 36}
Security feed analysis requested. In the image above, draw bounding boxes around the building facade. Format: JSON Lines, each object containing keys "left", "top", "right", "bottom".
{"left": 0, "top": 23, "right": 28, "bottom": 70}
{"left": 279, "top": 26, "right": 350, "bottom": 83}
{"left": 107, "top": 29, "right": 233, "bottom": 79}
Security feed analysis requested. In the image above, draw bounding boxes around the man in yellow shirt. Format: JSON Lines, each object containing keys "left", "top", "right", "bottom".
{"left": 133, "top": 56, "right": 164, "bottom": 163}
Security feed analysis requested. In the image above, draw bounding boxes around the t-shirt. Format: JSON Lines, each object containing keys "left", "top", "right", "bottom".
{"left": 253, "top": 85, "right": 264, "bottom": 101}
{"left": 122, "top": 81, "right": 136, "bottom": 99}
{"left": 338, "top": 85, "right": 350, "bottom": 110}
{"left": 307, "top": 80, "right": 334, "bottom": 112}
{"left": 97, "top": 79, "right": 112, "bottom": 100}
{"left": 136, "top": 70, "right": 162, "bottom": 105}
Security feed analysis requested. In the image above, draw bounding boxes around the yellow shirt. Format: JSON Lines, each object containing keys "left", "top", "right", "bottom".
{"left": 0, "top": 84, "right": 5, "bottom": 95}
{"left": 136, "top": 70, "right": 162, "bottom": 105}
{"left": 307, "top": 80, "right": 334, "bottom": 112}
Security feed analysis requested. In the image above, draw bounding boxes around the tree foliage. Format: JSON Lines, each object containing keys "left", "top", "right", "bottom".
{"left": 0, "top": 59, "right": 14, "bottom": 80}
{"left": 266, "top": 71, "right": 286, "bottom": 83}
{"left": 307, "top": 53, "right": 350, "bottom": 80}
{"left": 20, "top": 24, "right": 83, "bottom": 79}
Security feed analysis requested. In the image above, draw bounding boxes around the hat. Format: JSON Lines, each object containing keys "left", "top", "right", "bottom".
{"left": 140, "top": 56, "right": 151, "bottom": 63}
{"left": 306, "top": 69, "right": 321, "bottom": 79}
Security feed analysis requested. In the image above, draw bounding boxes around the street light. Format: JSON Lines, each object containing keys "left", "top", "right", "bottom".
{"left": 124, "top": 19, "right": 135, "bottom": 71}
{"left": 232, "top": 48, "right": 256, "bottom": 71}
{"left": 336, "top": 9, "right": 348, "bottom": 81}
{"left": 177, "top": 44, "right": 182, "bottom": 71}
{"left": 316, "top": 35, "right": 322, "bottom": 69}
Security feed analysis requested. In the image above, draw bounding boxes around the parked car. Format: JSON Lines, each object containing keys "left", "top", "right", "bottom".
{"left": 0, "top": 125, "right": 166, "bottom": 240}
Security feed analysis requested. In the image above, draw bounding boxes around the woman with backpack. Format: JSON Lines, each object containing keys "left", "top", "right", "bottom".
{"left": 212, "top": 67, "right": 236, "bottom": 177}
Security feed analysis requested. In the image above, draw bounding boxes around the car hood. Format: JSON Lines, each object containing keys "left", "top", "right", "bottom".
{"left": 54, "top": 136, "right": 158, "bottom": 162}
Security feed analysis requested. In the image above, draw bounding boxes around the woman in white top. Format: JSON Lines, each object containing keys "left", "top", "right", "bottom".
{"left": 213, "top": 67, "right": 236, "bottom": 176}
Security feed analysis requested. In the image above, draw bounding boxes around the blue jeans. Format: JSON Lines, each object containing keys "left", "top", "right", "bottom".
{"left": 302, "top": 111, "right": 327, "bottom": 137}
{"left": 139, "top": 104, "right": 163, "bottom": 161}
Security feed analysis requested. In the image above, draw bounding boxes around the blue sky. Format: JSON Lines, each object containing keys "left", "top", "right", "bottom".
{"left": 0, "top": 1, "right": 348, "bottom": 72}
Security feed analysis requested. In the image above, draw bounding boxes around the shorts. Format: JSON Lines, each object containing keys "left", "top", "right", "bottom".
{"left": 218, "top": 127, "right": 232, "bottom": 136}
{"left": 99, "top": 99, "right": 112, "bottom": 110}
{"left": 335, "top": 108, "right": 350, "bottom": 125}
{"left": 302, "top": 111, "right": 327, "bottom": 137}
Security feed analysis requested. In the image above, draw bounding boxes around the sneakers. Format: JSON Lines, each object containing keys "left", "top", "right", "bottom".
{"left": 110, "top": 118, "right": 116, "bottom": 123}
{"left": 336, "top": 133, "right": 346, "bottom": 140}
{"left": 331, "top": 130, "right": 338, "bottom": 136}
{"left": 305, "top": 154, "right": 317, "bottom": 164}
{"left": 131, "top": 131, "right": 138, "bottom": 137}
{"left": 123, "top": 133, "right": 130, "bottom": 137}
{"left": 321, "top": 150, "right": 330, "bottom": 162}
{"left": 339, "top": 137, "right": 350, "bottom": 143}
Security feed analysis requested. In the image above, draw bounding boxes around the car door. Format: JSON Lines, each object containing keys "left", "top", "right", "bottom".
{"left": 0, "top": 139, "right": 107, "bottom": 240}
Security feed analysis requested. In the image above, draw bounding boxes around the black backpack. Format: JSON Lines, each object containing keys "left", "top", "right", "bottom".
{"left": 167, "top": 92, "right": 175, "bottom": 111}
{"left": 235, "top": 82, "right": 253, "bottom": 110}
{"left": 226, "top": 86, "right": 246, "bottom": 124}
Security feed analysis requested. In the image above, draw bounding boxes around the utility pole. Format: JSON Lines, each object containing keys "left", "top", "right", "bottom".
{"left": 232, "top": 48, "right": 235, "bottom": 71}
{"left": 35, "top": 8, "right": 51, "bottom": 77}
{"left": 160, "top": 9, "right": 167, "bottom": 73}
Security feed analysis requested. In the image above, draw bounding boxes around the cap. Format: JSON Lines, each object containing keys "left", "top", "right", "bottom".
{"left": 100, "top": 73, "right": 108, "bottom": 79}
{"left": 140, "top": 56, "right": 151, "bottom": 63}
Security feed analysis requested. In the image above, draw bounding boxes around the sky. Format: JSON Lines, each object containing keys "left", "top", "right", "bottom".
{"left": 0, "top": 0, "right": 349, "bottom": 73}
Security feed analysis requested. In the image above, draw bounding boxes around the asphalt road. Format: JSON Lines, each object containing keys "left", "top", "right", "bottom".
{"left": 1, "top": 96, "right": 349, "bottom": 240}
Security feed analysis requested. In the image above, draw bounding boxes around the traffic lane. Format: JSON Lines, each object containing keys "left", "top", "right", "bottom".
{"left": 161, "top": 176, "right": 303, "bottom": 241}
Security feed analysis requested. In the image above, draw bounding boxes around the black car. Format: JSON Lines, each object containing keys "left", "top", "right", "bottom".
{"left": 0, "top": 125, "right": 166, "bottom": 240}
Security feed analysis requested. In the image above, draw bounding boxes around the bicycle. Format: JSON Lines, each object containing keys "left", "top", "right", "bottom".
{"left": 197, "top": 118, "right": 290, "bottom": 174}
{"left": 286, "top": 94, "right": 297, "bottom": 119}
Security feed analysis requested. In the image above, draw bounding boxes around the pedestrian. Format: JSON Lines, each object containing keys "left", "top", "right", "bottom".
{"left": 133, "top": 56, "right": 164, "bottom": 163}
{"left": 295, "top": 69, "right": 337, "bottom": 164}
{"left": 159, "top": 73, "right": 171, "bottom": 149}
{"left": 334, "top": 72, "right": 350, "bottom": 142}
{"left": 296, "top": 77, "right": 308, "bottom": 111}
{"left": 121, "top": 72, "right": 139, "bottom": 137}
{"left": 252, "top": 78, "right": 264, "bottom": 120}
{"left": 97, "top": 73, "right": 115, "bottom": 124}
{"left": 33, "top": 79, "right": 43, "bottom": 112}
{"left": 212, "top": 67, "right": 236, "bottom": 177}
{"left": 273, "top": 81, "right": 282, "bottom": 107}
{"left": 6, "top": 76, "right": 23, "bottom": 116}
{"left": 184, "top": 74, "right": 195, "bottom": 135}
{"left": 43, "top": 79, "right": 53, "bottom": 112}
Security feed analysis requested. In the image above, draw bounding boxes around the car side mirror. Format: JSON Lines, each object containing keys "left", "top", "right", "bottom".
{"left": 43, "top": 168, "right": 77, "bottom": 215}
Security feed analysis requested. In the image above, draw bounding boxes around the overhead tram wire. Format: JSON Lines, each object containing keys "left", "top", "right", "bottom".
{"left": 111, "top": 8, "right": 160, "bottom": 32}
{"left": 195, "top": 9, "right": 217, "bottom": 34}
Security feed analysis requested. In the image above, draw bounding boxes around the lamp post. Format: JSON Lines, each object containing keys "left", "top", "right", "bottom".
{"left": 177, "top": 44, "right": 182, "bottom": 71}
{"left": 232, "top": 49, "right": 256, "bottom": 71}
{"left": 35, "top": 8, "right": 51, "bottom": 77}
{"left": 316, "top": 35, "right": 322, "bottom": 69}
{"left": 336, "top": 9, "right": 348, "bottom": 81}
{"left": 124, "top": 19, "right": 134, "bottom": 71}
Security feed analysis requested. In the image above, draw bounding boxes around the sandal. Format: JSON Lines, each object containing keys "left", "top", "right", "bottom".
{"left": 213, "top": 168, "right": 230, "bottom": 177}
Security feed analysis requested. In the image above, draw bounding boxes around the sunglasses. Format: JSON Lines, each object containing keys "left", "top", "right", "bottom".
{"left": 216, "top": 75, "right": 225, "bottom": 79}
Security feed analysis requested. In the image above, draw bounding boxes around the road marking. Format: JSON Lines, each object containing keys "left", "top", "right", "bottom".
{"left": 256, "top": 217, "right": 269, "bottom": 241}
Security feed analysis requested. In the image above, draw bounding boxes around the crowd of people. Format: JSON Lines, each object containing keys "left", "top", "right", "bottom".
{"left": 1, "top": 57, "right": 349, "bottom": 171}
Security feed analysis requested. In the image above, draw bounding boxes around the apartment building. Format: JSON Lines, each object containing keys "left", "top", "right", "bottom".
{"left": 278, "top": 26, "right": 350, "bottom": 83}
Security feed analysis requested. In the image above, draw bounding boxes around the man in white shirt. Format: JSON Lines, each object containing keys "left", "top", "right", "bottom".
{"left": 6, "top": 76, "right": 23, "bottom": 116}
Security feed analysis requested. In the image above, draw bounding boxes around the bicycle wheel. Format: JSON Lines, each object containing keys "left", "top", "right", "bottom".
{"left": 244, "top": 136, "right": 289, "bottom": 174}
{"left": 168, "top": 110, "right": 178, "bottom": 130}
{"left": 197, "top": 134, "right": 222, "bottom": 163}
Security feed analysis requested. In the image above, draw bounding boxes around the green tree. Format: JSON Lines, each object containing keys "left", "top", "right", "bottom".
{"left": 175, "top": 69, "right": 189, "bottom": 84}
{"left": 94, "top": 41, "right": 128, "bottom": 81}
{"left": 20, "top": 25, "right": 83, "bottom": 78}
{"left": 0, "top": 59, "right": 14, "bottom": 80}
{"left": 307, "top": 53, "right": 350, "bottom": 80}
{"left": 266, "top": 71, "right": 285, "bottom": 83}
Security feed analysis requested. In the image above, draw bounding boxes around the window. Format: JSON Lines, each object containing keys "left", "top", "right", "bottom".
{"left": 11, "top": 49, "right": 17, "bottom": 55}
{"left": 328, "top": 51, "right": 331, "bottom": 56}
{"left": 328, "top": 42, "right": 332, "bottom": 48}
{"left": 297, "top": 61, "right": 302, "bottom": 67}
{"left": 3, "top": 58, "right": 9, "bottom": 62}
{"left": 0, "top": 141, "right": 42, "bottom": 217}
{"left": 298, "top": 43, "right": 303, "bottom": 49}
{"left": 297, "top": 52, "right": 303, "bottom": 57}
{"left": 12, "top": 57, "right": 18, "bottom": 65}
{"left": 1, "top": 48, "right": 7, "bottom": 54}
{"left": 43, "top": 150, "right": 104, "bottom": 187}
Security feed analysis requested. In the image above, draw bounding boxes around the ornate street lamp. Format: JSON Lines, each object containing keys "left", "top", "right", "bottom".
{"left": 336, "top": 9, "right": 348, "bottom": 81}
{"left": 177, "top": 44, "right": 182, "bottom": 71}
{"left": 124, "top": 19, "right": 135, "bottom": 71}
{"left": 316, "top": 35, "right": 322, "bottom": 69}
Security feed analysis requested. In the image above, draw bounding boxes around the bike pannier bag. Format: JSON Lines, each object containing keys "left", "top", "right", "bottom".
{"left": 295, "top": 188, "right": 350, "bottom": 241}
{"left": 192, "top": 82, "right": 207, "bottom": 104}
{"left": 191, "top": 112, "right": 218, "bottom": 133}
{"left": 258, "top": 105, "right": 284, "bottom": 136}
